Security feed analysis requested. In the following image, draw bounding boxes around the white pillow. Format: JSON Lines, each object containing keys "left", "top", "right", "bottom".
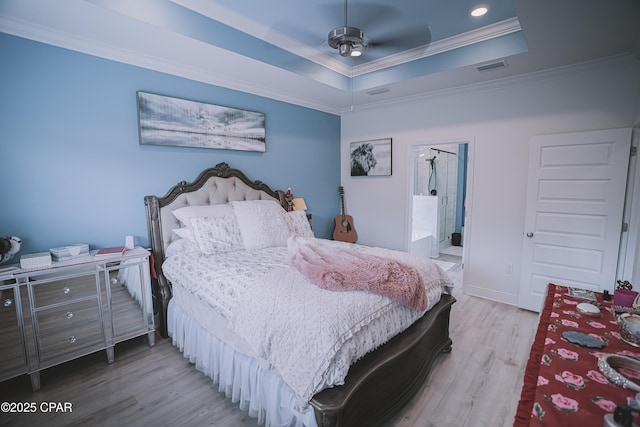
{"left": 172, "top": 227, "right": 195, "bottom": 243}
{"left": 231, "top": 200, "right": 291, "bottom": 250}
{"left": 190, "top": 216, "right": 244, "bottom": 255}
{"left": 172, "top": 204, "right": 234, "bottom": 227}
{"left": 165, "top": 238, "right": 200, "bottom": 257}
{"left": 285, "top": 210, "right": 314, "bottom": 238}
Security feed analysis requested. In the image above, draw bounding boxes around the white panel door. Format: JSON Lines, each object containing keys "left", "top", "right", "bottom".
{"left": 518, "top": 128, "right": 632, "bottom": 312}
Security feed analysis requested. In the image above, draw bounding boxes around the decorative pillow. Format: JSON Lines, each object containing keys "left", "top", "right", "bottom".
{"left": 285, "top": 210, "right": 314, "bottom": 238}
{"left": 231, "top": 200, "right": 291, "bottom": 250}
{"left": 190, "top": 216, "right": 244, "bottom": 255}
{"left": 172, "top": 204, "right": 235, "bottom": 228}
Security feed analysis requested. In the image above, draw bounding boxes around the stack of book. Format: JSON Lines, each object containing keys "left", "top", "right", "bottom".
{"left": 94, "top": 246, "right": 126, "bottom": 257}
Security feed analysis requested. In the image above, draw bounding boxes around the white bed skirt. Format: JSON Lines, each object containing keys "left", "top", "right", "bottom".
{"left": 168, "top": 299, "right": 318, "bottom": 427}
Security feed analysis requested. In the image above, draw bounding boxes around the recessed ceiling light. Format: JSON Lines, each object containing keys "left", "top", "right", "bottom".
{"left": 471, "top": 6, "right": 488, "bottom": 17}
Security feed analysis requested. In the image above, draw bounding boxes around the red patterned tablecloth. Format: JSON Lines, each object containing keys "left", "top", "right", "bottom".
{"left": 514, "top": 283, "right": 640, "bottom": 426}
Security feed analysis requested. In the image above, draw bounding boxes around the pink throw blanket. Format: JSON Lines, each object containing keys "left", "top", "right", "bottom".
{"left": 288, "top": 237, "right": 427, "bottom": 311}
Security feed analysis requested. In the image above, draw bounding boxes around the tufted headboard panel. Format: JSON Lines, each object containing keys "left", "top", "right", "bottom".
{"left": 157, "top": 175, "right": 281, "bottom": 251}
{"left": 144, "top": 162, "right": 286, "bottom": 336}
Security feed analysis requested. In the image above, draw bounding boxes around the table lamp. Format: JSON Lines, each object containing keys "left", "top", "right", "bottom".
{"left": 292, "top": 198, "right": 307, "bottom": 211}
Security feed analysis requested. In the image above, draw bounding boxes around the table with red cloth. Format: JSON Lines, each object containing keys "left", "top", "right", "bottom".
{"left": 514, "top": 283, "right": 640, "bottom": 426}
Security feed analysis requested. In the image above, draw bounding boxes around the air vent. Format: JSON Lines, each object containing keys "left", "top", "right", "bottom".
{"left": 366, "top": 87, "right": 390, "bottom": 96}
{"left": 476, "top": 60, "right": 507, "bottom": 72}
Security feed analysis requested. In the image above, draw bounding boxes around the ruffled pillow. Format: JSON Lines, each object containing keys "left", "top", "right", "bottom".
{"left": 172, "top": 204, "right": 235, "bottom": 228}
{"left": 190, "top": 216, "right": 244, "bottom": 255}
{"left": 285, "top": 210, "right": 314, "bottom": 238}
{"left": 231, "top": 200, "right": 291, "bottom": 250}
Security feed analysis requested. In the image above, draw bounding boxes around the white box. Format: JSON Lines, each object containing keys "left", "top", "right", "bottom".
{"left": 20, "top": 252, "right": 52, "bottom": 269}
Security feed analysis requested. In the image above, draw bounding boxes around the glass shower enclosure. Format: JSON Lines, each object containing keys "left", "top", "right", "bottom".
{"left": 410, "top": 143, "right": 467, "bottom": 258}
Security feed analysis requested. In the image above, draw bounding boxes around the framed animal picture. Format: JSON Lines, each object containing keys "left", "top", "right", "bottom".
{"left": 350, "top": 138, "right": 392, "bottom": 176}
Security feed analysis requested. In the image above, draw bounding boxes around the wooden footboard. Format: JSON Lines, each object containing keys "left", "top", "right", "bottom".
{"left": 310, "top": 293, "right": 455, "bottom": 427}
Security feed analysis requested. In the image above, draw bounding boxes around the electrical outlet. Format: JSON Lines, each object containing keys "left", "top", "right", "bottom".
{"left": 505, "top": 264, "right": 514, "bottom": 275}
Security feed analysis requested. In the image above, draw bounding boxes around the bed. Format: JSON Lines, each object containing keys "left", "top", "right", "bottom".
{"left": 144, "top": 162, "right": 456, "bottom": 427}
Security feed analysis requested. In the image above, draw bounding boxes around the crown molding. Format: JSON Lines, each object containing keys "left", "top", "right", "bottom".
{"left": 343, "top": 54, "right": 639, "bottom": 114}
{"left": 352, "top": 18, "right": 521, "bottom": 77}
{"left": 0, "top": 14, "right": 343, "bottom": 115}
{"left": 5, "top": 8, "right": 634, "bottom": 118}
{"left": 171, "top": 0, "right": 351, "bottom": 76}
{"left": 172, "top": 0, "right": 520, "bottom": 78}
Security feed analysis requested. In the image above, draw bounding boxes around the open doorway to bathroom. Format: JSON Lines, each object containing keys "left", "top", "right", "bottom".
{"left": 409, "top": 141, "right": 468, "bottom": 292}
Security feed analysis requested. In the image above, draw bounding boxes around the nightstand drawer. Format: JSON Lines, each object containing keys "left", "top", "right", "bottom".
{"left": 31, "top": 274, "right": 98, "bottom": 308}
{"left": 36, "top": 298, "right": 101, "bottom": 335}
{"left": 38, "top": 320, "right": 104, "bottom": 363}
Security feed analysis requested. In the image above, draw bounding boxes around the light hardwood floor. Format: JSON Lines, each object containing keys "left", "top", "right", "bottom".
{"left": 1, "top": 259, "right": 539, "bottom": 427}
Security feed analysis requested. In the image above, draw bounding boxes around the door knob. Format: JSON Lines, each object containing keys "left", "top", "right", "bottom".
{"left": 526, "top": 232, "right": 534, "bottom": 238}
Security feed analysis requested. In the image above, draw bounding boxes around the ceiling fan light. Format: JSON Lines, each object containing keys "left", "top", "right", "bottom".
{"left": 329, "top": 26, "right": 364, "bottom": 57}
{"left": 350, "top": 44, "right": 363, "bottom": 57}
{"left": 339, "top": 43, "right": 353, "bottom": 57}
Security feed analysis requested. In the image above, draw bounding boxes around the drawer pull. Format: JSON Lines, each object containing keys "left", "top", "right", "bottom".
{"left": 66, "top": 311, "right": 74, "bottom": 319}
{"left": 63, "top": 287, "right": 70, "bottom": 294}
{"left": 69, "top": 336, "right": 77, "bottom": 344}
{"left": 3, "top": 298, "right": 12, "bottom": 308}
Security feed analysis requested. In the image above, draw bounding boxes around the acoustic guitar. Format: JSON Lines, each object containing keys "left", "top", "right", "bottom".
{"left": 333, "top": 186, "right": 357, "bottom": 243}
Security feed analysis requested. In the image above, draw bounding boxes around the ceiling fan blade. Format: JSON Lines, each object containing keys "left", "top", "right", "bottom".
{"left": 366, "top": 24, "right": 432, "bottom": 53}
{"left": 258, "top": 20, "right": 337, "bottom": 71}
{"left": 266, "top": 20, "right": 326, "bottom": 52}
{"left": 349, "top": 4, "right": 403, "bottom": 31}
{"left": 318, "top": 1, "right": 430, "bottom": 58}
{"left": 268, "top": 1, "right": 431, "bottom": 60}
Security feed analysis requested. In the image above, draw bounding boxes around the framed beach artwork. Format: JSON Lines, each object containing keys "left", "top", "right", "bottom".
{"left": 350, "top": 138, "right": 392, "bottom": 176}
{"left": 136, "top": 91, "right": 266, "bottom": 152}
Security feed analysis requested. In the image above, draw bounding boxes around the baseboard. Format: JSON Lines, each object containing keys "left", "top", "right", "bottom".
{"left": 463, "top": 284, "right": 519, "bottom": 306}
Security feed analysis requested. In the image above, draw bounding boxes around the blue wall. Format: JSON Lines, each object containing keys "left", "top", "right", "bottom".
{"left": 0, "top": 33, "right": 341, "bottom": 256}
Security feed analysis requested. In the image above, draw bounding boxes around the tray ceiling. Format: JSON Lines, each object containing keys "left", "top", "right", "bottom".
{"left": 1, "top": 0, "right": 638, "bottom": 114}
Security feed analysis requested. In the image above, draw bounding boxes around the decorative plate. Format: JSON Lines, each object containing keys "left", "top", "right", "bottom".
{"left": 562, "top": 331, "right": 605, "bottom": 348}
{"left": 577, "top": 302, "right": 601, "bottom": 317}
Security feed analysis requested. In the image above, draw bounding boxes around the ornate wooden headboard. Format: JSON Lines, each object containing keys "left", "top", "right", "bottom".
{"left": 144, "top": 162, "right": 287, "bottom": 336}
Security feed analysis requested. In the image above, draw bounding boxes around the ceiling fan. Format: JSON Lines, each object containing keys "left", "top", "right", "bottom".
{"left": 326, "top": 0, "right": 431, "bottom": 59}
{"left": 327, "top": 0, "right": 365, "bottom": 57}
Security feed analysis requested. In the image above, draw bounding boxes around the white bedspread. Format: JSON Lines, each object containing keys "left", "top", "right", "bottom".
{"left": 163, "top": 238, "right": 452, "bottom": 402}
{"left": 163, "top": 247, "right": 288, "bottom": 320}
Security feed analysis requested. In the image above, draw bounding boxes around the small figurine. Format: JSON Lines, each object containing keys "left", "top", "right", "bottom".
{"left": 617, "top": 280, "right": 633, "bottom": 290}
{"left": 285, "top": 188, "right": 294, "bottom": 211}
{"left": 0, "top": 236, "right": 22, "bottom": 264}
